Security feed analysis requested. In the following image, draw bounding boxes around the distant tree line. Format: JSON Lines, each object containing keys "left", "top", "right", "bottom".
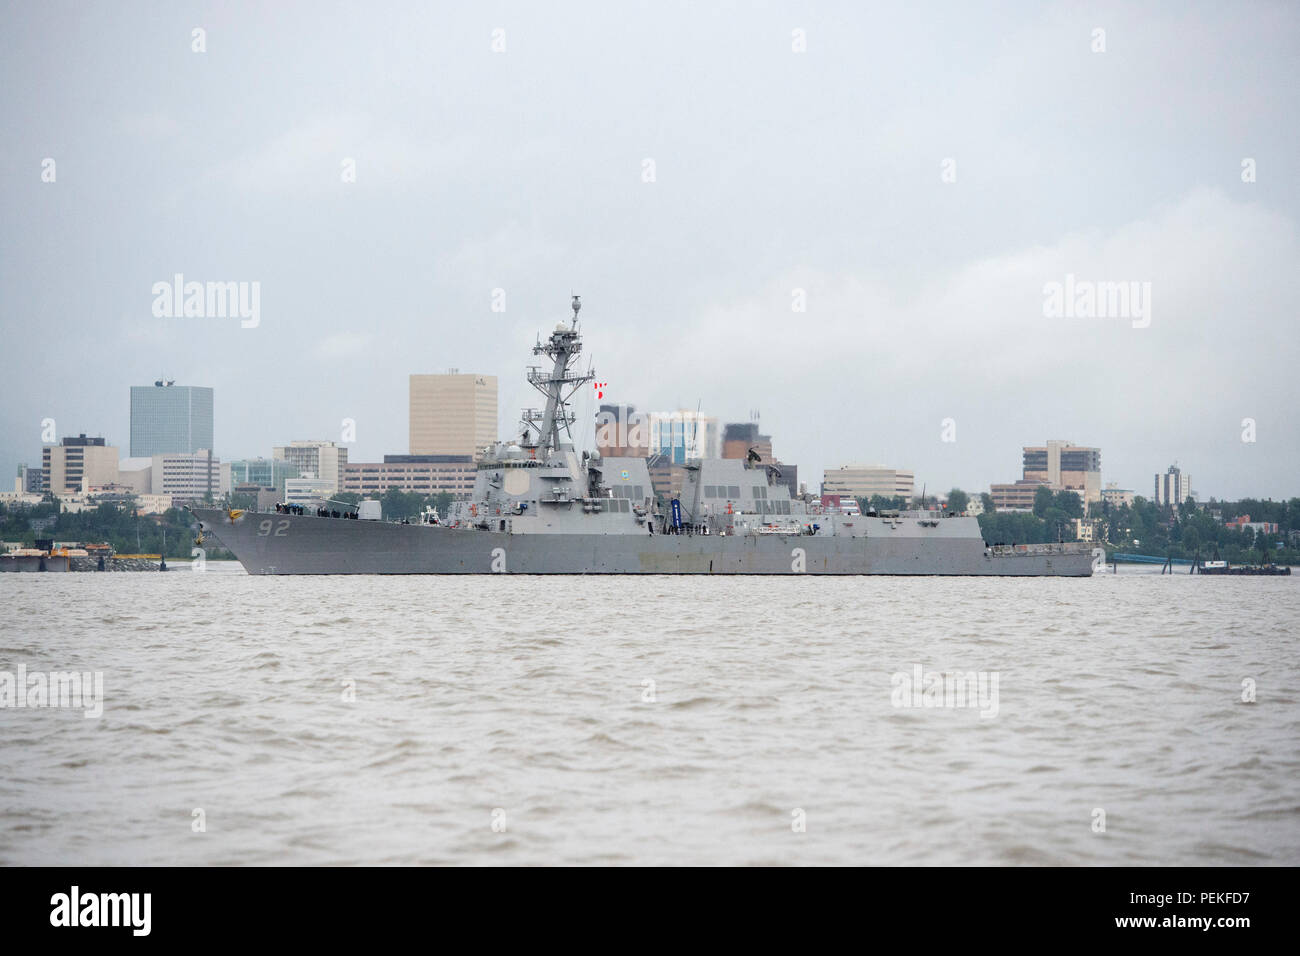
{"left": 922, "top": 484, "right": 1300, "bottom": 563}
{"left": 1094, "top": 495, "right": 1300, "bottom": 564}
{"left": 0, "top": 497, "right": 217, "bottom": 558}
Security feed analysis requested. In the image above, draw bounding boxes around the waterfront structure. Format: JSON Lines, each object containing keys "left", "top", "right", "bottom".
{"left": 1022, "top": 440, "right": 1102, "bottom": 504}
{"left": 273, "top": 441, "right": 348, "bottom": 492}
{"left": 42, "top": 435, "right": 119, "bottom": 495}
{"left": 1154, "top": 464, "right": 1193, "bottom": 508}
{"left": 409, "top": 372, "right": 498, "bottom": 458}
{"left": 822, "top": 465, "right": 915, "bottom": 500}
{"left": 342, "top": 455, "right": 478, "bottom": 498}
{"left": 129, "top": 382, "right": 214, "bottom": 457}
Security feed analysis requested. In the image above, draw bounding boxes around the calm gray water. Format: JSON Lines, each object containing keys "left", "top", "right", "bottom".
{"left": 2, "top": 566, "right": 1297, "bottom": 865}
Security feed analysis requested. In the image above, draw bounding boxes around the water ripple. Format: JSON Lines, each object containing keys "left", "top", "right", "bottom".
{"left": 0, "top": 568, "right": 1296, "bottom": 864}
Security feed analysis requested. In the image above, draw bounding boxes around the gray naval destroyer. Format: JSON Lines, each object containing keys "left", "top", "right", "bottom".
{"left": 194, "top": 298, "right": 1094, "bottom": 576}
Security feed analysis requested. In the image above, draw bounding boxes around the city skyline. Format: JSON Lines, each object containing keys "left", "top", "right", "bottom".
{"left": 10, "top": 374, "right": 1276, "bottom": 506}
{"left": 2, "top": 3, "right": 1297, "bottom": 501}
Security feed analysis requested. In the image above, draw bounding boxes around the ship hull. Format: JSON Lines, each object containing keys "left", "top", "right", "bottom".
{"left": 194, "top": 510, "right": 1094, "bottom": 576}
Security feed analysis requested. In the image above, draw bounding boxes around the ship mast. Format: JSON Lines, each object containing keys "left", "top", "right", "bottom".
{"left": 524, "top": 296, "right": 594, "bottom": 454}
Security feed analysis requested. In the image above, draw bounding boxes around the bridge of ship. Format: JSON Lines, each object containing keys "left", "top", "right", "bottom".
{"left": 448, "top": 451, "right": 656, "bottom": 532}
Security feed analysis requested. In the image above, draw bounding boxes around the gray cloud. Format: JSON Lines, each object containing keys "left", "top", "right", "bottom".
{"left": 2, "top": 1, "right": 1297, "bottom": 499}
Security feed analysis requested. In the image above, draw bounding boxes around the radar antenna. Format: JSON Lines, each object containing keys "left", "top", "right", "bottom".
{"left": 521, "top": 297, "right": 595, "bottom": 454}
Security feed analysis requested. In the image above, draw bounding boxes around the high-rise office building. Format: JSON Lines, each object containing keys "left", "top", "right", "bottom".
{"left": 596, "top": 406, "right": 723, "bottom": 463}
{"left": 721, "top": 423, "right": 772, "bottom": 463}
{"left": 646, "top": 410, "right": 721, "bottom": 464}
{"left": 42, "top": 435, "right": 120, "bottom": 494}
{"left": 1154, "top": 465, "right": 1193, "bottom": 508}
{"left": 130, "top": 382, "right": 214, "bottom": 457}
{"left": 409, "top": 373, "right": 497, "bottom": 458}
{"left": 1021, "top": 440, "right": 1102, "bottom": 503}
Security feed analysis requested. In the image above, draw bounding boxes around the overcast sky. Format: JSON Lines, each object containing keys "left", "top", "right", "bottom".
{"left": 2, "top": 1, "right": 1298, "bottom": 500}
